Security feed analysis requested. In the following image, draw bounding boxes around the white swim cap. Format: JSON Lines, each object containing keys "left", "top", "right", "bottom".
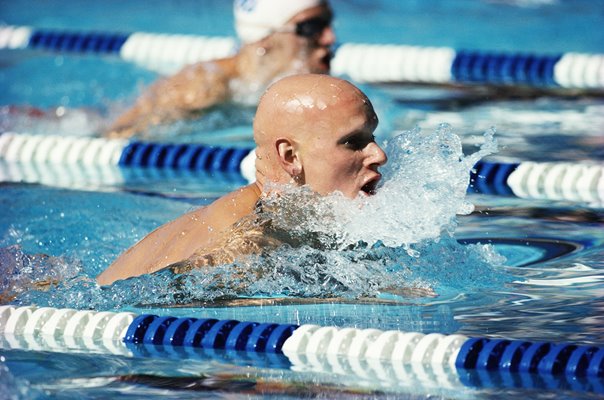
{"left": 234, "top": 0, "right": 323, "bottom": 44}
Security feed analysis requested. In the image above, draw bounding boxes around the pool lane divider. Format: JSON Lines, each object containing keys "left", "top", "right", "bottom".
{"left": 0, "top": 132, "right": 252, "bottom": 173}
{"left": 1, "top": 305, "right": 603, "bottom": 393}
{"left": 0, "top": 132, "right": 255, "bottom": 186}
{"left": 1, "top": 132, "right": 602, "bottom": 204}
{"left": 1, "top": 25, "right": 603, "bottom": 90}
{"left": 470, "top": 160, "right": 604, "bottom": 205}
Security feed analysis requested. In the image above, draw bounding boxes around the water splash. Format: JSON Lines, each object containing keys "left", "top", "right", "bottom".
{"left": 0, "top": 244, "right": 82, "bottom": 303}
{"left": 233, "top": 124, "right": 507, "bottom": 299}
{"left": 14, "top": 125, "right": 510, "bottom": 309}
{"left": 344, "top": 124, "right": 497, "bottom": 248}
{"left": 262, "top": 123, "right": 498, "bottom": 250}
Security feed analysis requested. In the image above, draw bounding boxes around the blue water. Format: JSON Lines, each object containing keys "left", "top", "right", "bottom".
{"left": 1, "top": 0, "right": 604, "bottom": 398}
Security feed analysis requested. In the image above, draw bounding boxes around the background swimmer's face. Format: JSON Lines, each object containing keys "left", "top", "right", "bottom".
{"left": 271, "top": 5, "right": 336, "bottom": 74}
{"left": 296, "top": 85, "right": 388, "bottom": 199}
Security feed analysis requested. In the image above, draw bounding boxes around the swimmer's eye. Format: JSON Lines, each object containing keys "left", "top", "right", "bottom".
{"left": 342, "top": 134, "right": 376, "bottom": 151}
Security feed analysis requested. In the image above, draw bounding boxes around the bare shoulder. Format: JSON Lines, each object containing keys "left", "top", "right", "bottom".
{"left": 96, "top": 183, "right": 261, "bottom": 286}
{"left": 182, "top": 183, "right": 261, "bottom": 237}
{"left": 210, "top": 183, "right": 262, "bottom": 215}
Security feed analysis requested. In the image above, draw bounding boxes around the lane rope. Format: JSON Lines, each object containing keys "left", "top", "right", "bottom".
{"left": 1, "top": 133, "right": 601, "bottom": 205}
{"left": 1, "top": 304, "right": 602, "bottom": 395}
{"left": 471, "top": 160, "right": 604, "bottom": 205}
{"left": 1, "top": 25, "right": 603, "bottom": 89}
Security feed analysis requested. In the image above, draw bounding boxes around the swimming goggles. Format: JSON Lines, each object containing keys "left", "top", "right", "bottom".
{"left": 273, "top": 13, "right": 333, "bottom": 39}
{"left": 294, "top": 15, "right": 333, "bottom": 39}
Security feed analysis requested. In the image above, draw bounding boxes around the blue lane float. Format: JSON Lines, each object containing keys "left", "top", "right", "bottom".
{"left": 0, "top": 305, "right": 602, "bottom": 395}
{"left": 451, "top": 51, "right": 562, "bottom": 87}
{"left": 1, "top": 25, "right": 602, "bottom": 90}
{"left": 28, "top": 30, "right": 129, "bottom": 54}
{"left": 470, "top": 160, "right": 519, "bottom": 196}
{"left": 117, "top": 141, "right": 251, "bottom": 173}
{"left": 0, "top": 132, "right": 254, "bottom": 176}
{"left": 470, "top": 159, "right": 604, "bottom": 206}
{"left": 456, "top": 337, "right": 604, "bottom": 377}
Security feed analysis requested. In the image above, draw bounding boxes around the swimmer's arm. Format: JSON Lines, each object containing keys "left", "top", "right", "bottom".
{"left": 106, "top": 59, "right": 234, "bottom": 138}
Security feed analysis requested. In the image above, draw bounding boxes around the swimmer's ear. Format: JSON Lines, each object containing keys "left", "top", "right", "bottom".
{"left": 275, "top": 138, "right": 302, "bottom": 179}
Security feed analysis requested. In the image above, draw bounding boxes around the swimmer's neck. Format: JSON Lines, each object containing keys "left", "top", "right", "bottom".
{"left": 212, "top": 46, "right": 265, "bottom": 86}
{"left": 234, "top": 43, "right": 302, "bottom": 89}
{"left": 252, "top": 168, "right": 292, "bottom": 197}
{"left": 234, "top": 44, "right": 268, "bottom": 83}
{"left": 211, "top": 49, "right": 274, "bottom": 106}
{"left": 251, "top": 180, "right": 263, "bottom": 198}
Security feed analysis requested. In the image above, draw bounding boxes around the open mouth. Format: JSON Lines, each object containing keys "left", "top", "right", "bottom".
{"left": 321, "top": 51, "right": 332, "bottom": 70}
{"left": 361, "top": 178, "right": 380, "bottom": 196}
{"left": 313, "top": 49, "right": 332, "bottom": 72}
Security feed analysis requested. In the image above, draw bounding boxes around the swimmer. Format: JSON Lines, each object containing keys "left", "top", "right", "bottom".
{"left": 106, "top": 0, "right": 336, "bottom": 138}
{"left": 96, "top": 74, "right": 387, "bottom": 286}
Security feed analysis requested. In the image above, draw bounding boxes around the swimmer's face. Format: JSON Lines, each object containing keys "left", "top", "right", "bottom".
{"left": 275, "top": 5, "right": 335, "bottom": 74}
{"left": 297, "top": 86, "right": 387, "bottom": 199}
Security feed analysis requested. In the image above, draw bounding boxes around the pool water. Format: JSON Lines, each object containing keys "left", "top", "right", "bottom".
{"left": 1, "top": 0, "right": 604, "bottom": 398}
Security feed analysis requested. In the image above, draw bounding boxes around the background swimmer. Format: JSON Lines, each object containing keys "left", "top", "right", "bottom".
{"left": 107, "top": 0, "right": 336, "bottom": 138}
{"left": 96, "top": 74, "right": 387, "bottom": 285}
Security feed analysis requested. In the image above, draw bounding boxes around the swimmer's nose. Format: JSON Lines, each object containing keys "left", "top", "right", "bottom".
{"left": 319, "top": 25, "right": 336, "bottom": 46}
{"left": 365, "top": 142, "right": 388, "bottom": 168}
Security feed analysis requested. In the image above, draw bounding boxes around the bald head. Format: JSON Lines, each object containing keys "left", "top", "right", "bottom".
{"left": 254, "top": 74, "right": 379, "bottom": 190}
